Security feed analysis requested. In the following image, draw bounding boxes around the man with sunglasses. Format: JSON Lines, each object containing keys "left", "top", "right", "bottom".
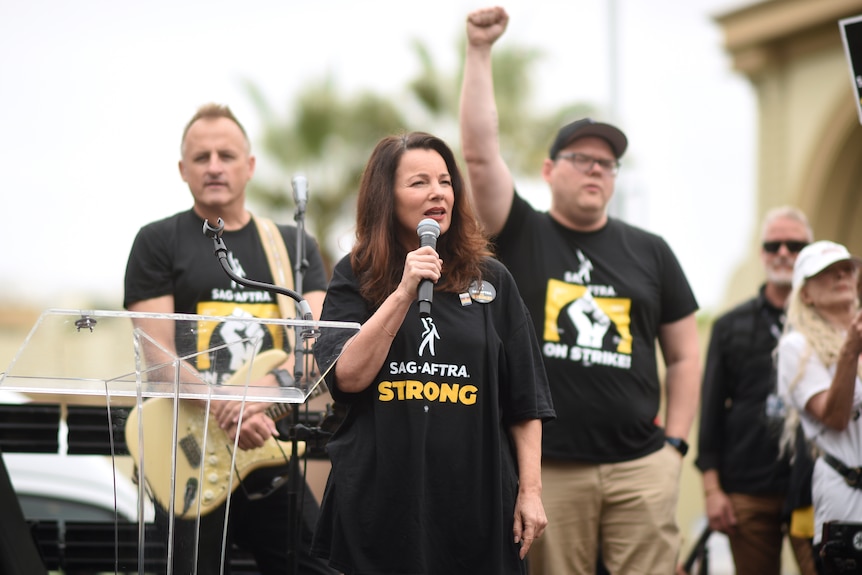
{"left": 696, "top": 206, "right": 815, "bottom": 575}
{"left": 460, "top": 7, "right": 701, "bottom": 574}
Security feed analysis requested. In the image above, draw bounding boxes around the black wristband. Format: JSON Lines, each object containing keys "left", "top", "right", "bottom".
{"left": 665, "top": 436, "right": 689, "bottom": 457}
{"left": 270, "top": 368, "right": 294, "bottom": 387}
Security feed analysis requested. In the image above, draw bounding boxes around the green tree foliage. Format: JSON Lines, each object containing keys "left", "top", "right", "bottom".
{"left": 243, "top": 38, "right": 597, "bottom": 273}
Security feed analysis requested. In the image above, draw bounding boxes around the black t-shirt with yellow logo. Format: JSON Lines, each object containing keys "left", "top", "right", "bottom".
{"left": 313, "top": 255, "right": 554, "bottom": 575}
{"left": 124, "top": 209, "right": 327, "bottom": 381}
{"left": 495, "top": 193, "right": 698, "bottom": 463}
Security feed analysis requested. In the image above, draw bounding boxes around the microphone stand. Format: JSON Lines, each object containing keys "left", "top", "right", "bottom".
{"left": 288, "top": 185, "right": 312, "bottom": 575}
{"left": 680, "top": 526, "right": 712, "bottom": 574}
{"left": 202, "top": 217, "right": 325, "bottom": 575}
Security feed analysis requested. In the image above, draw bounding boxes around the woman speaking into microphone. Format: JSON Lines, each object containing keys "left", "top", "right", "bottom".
{"left": 311, "top": 131, "right": 554, "bottom": 575}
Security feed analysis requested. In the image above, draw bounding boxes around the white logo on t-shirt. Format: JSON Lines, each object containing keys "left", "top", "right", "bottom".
{"left": 227, "top": 250, "right": 248, "bottom": 290}
{"left": 566, "top": 291, "right": 613, "bottom": 349}
{"left": 564, "top": 249, "right": 593, "bottom": 285}
{"left": 418, "top": 317, "right": 440, "bottom": 357}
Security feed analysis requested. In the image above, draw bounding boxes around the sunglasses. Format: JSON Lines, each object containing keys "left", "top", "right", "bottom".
{"left": 762, "top": 240, "right": 808, "bottom": 254}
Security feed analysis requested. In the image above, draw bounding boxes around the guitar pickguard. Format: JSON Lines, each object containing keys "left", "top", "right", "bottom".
{"left": 124, "top": 349, "right": 308, "bottom": 518}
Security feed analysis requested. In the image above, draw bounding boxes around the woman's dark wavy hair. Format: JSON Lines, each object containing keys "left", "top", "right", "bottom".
{"left": 351, "top": 132, "right": 492, "bottom": 308}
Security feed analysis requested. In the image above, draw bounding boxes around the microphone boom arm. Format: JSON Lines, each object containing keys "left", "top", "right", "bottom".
{"left": 202, "top": 218, "right": 313, "bottom": 321}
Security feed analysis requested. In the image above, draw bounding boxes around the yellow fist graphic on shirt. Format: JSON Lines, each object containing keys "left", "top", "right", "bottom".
{"left": 543, "top": 279, "right": 632, "bottom": 368}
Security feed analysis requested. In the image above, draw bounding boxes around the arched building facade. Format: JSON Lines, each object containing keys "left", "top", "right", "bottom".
{"left": 716, "top": 0, "right": 862, "bottom": 307}
{"left": 673, "top": 2, "right": 862, "bottom": 565}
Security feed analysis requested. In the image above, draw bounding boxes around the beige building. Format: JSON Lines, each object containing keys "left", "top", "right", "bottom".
{"left": 718, "top": 0, "right": 862, "bottom": 307}
{"left": 675, "top": 0, "right": 862, "bottom": 570}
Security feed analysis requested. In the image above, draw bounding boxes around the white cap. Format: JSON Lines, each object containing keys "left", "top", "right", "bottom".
{"left": 791, "top": 240, "right": 854, "bottom": 290}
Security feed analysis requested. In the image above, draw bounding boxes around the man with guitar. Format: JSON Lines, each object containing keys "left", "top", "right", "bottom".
{"left": 123, "top": 103, "right": 336, "bottom": 575}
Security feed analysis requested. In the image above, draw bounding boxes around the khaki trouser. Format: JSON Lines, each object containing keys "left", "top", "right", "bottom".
{"left": 529, "top": 444, "right": 682, "bottom": 575}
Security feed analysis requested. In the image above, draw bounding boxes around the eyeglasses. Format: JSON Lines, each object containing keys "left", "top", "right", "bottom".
{"left": 556, "top": 152, "right": 620, "bottom": 176}
{"left": 762, "top": 240, "right": 808, "bottom": 254}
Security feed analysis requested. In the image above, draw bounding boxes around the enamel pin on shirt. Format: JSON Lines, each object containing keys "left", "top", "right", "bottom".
{"left": 468, "top": 280, "right": 497, "bottom": 304}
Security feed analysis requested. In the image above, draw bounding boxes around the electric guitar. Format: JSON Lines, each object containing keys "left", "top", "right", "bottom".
{"left": 124, "top": 349, "right": 322, "bottom": 518}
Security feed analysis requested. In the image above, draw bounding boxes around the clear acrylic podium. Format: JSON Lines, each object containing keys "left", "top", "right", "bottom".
{"left": 0, "top": 308, "right": 360, "bottom": 574}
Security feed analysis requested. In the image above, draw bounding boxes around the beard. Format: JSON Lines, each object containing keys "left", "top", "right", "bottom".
{"left": 765, "top": 258, "right": 794, "bottom": 287}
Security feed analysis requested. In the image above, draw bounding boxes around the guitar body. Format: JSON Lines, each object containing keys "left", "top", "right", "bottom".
{"left": 125, "top": 349, "right": 306, "bottom": 519}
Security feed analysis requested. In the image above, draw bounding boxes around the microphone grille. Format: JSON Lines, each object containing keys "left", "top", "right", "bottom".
{"left": 417, "top": 218, "right": 440, "bottom": 238}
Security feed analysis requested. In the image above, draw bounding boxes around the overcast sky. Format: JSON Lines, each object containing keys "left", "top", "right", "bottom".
{"left": 0, "top": 0, "right": 757, "bottom": 311}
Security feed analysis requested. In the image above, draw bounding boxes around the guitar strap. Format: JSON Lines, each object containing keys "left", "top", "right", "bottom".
{"left": 252, "top": 214, "right": 297, "bottom": 352}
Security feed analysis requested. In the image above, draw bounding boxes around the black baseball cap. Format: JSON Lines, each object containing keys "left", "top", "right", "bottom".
{"left": 549, "top": 118, "right": 628, "bottom": 159}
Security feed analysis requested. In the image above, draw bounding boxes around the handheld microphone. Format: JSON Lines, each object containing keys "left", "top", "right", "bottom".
{"left": 416, "top": 218, "right": 440, "bottom": 317}
{"left": 291, "top": 174, "right": 308, "bottom": 213}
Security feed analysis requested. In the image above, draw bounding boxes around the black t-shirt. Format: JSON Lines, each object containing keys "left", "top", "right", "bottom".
{"left": 124, "top": 209, "right": 333, "bottom": 573}
{"left": 312, "top": 255, "right": 554, "bottom": 575}
{"left": 495, "top": 193, "right": 698, "bottom": 463}
{"left": 124, "top": 209, "right": 327, "bottom": 380}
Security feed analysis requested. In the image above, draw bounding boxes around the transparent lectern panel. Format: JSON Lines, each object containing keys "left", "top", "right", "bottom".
{"left": 2, "top": 308, "right": 360, "bottom": 402}
{"left": 0, "top": 308, "right": 360, "bottom": 574}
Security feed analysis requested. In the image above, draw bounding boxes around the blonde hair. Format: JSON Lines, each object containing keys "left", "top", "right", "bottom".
{"left": 786, "top": 287, "right": 848, "bottom": 366}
